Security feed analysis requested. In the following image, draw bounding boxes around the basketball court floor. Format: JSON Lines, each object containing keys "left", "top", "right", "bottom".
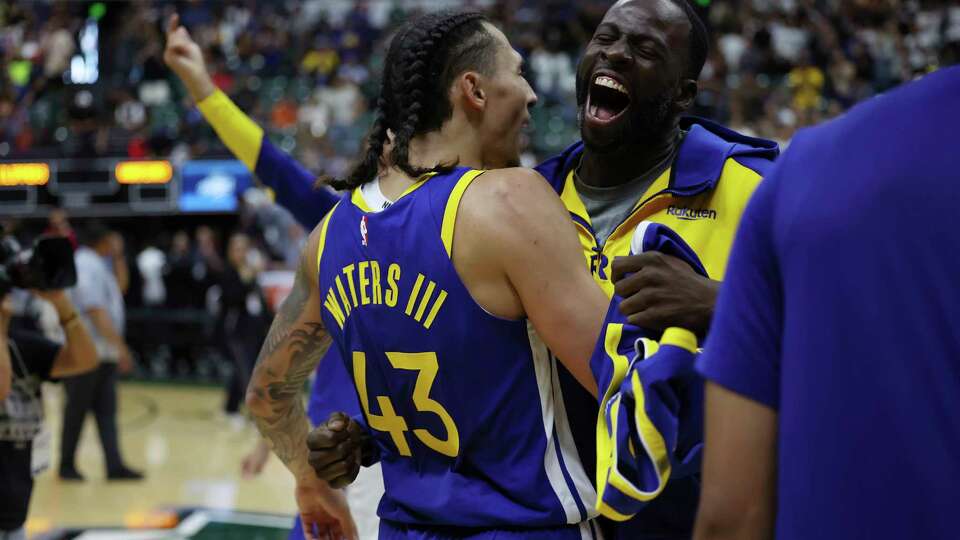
{"left": 25, "top": 382, "right": 298, "bottom": 538}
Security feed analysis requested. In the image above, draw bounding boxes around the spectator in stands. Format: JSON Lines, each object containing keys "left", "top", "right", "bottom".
{"left": 60, "top": 222, "right": 143, "bottom": 481}
{"left": 529, "top": 28, "right": 577, "bottom": 104}
{"left": 3, "top": 0, "right": 958, "bottom": 162}
{"left": 316, "top": 72, "right": 365, "bottom": 128}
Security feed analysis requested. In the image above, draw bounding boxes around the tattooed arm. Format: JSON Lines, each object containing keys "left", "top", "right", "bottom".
{"left": 246, "top": 226, "right": 357, "bottom": 540}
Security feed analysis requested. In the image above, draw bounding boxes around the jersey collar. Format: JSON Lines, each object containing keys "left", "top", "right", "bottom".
{"left": 544, "top": 116, "right": 779, "bottom": 199}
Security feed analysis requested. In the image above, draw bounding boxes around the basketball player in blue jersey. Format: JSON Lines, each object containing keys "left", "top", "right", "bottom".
{"left": 246, "top": 10, "right": 611, "bottom": 540}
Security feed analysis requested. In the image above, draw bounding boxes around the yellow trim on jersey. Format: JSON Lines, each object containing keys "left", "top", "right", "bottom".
{"left": 598, "top": 500, "right": 634, "bottom": 522}
{"left": 351, "top": 188, "right": 373, "bottom": 212}
{"left": 595, "top": 324, "right": 672, "bottom": 519}
{"left": 399, "top": 171, "right": 438, "bottom": 198}
{"left": 596, "top": 323, "right": 631, "bottom": 503}
{"left": 315, "top": 202, "right": 339, "bottom": 274}
{"left": 596, "top": 330, "right": 679, "bottom": 521}
{"left": 349, "top": 172, "right": 441, "bottom": 213}
{"left": 440, "top": 169, "right": 486, "bottom": 258}
{"left": 607, "top": 369, "right": 671, "bottom": 501}
{"left": 559, "top": 172, "right": 591, "bottom": 224}
{"left": 659, "top": 327, "right": 698, "bottom": 353}
{"left": 196, "top": 90, "right": 264, "bottom": 171}
{"left": 561, "top": 157, "right": 763, "bottom": 295}
{"left": 638, "top": 337, "right": 660, "bottom": 359}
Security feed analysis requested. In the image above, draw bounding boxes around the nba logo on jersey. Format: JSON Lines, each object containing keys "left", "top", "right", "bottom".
{"left": 360, "top": 215, "right": 369, "bottom": 246}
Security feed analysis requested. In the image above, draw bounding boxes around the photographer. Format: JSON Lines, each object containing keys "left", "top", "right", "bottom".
{"left": 1, "top": 288, "right": 97, "bottom": 539}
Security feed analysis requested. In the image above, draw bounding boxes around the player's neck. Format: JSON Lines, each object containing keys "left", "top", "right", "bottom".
{"left": 379, "top": 124, "right": 483, "bottom": 200}
{"left": 579, "top": 125, "right": 681, "bottom": 189}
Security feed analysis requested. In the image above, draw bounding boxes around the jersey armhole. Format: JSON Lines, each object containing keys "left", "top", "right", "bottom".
{"left": 440, "top": 169, "right": 486, "bottom": 259}
{"left": 315, "top": 202, "right": 340, "bottom": 274}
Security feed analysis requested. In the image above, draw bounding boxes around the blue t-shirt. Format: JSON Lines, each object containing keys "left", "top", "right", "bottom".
{"left": 697, "top": 66, "right": 960, "bottom": 539}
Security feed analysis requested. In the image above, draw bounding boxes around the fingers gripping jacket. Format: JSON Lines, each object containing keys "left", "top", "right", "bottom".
{"left": 591, "top": 221, "right": 707, "bottom": 521}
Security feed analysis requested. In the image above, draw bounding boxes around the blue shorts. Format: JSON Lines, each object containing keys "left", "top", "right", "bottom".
{"left": 378, "top": 519, "right": 603, "bottom": 540}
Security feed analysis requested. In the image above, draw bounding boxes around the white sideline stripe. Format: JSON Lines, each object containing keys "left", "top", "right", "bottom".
{"left": 550, "top": 350, "right": 599, "bottom": 518}
{"left": 529, "top": 322, "right": 582, "bottom": 524}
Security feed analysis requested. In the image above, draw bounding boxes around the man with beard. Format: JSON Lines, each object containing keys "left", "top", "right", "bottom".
{"left": 166, "top": 1, "right": 778, "bottom": 538}
{"left": 531, "top": 3, "right": 778, "bottom": 535}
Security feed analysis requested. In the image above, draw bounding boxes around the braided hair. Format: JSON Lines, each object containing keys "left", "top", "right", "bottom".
{"left": 329, "top": 11, "right": 497, "bottom": 190}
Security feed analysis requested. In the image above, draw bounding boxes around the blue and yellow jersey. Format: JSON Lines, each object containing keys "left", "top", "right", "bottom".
{"left": 315, "top": 168, "right": 597, "bottom": 531}
{"left": 591, "top": 222, "right": 706, "bottom": 522}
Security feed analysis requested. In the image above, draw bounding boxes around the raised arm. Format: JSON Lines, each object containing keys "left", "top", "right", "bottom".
{"left": 457, "top": 168, "right": 608, "bottom": 396}
{"left": 163, "top": 14, "right": 338, "bottom": 230}
{"left": 245, "top": 225, "right": 356, "bottom": 540}
{"left": 35, "top": 290, "right": 98, "bottom": 378}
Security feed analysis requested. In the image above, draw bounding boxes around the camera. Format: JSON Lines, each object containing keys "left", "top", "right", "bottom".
{"left": 0, "top": 229, "right": 77, "bottom": 297}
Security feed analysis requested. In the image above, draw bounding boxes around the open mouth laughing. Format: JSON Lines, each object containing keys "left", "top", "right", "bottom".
{"left": 586, "top": 71, "right": 632, "bottom": 126}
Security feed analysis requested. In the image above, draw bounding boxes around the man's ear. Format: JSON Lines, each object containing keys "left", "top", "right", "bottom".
{"left": 458, "top": 71, "right": 486, "bottom": 113}
{"left": 674, "top": 78, "right": 698, "bottom": 114}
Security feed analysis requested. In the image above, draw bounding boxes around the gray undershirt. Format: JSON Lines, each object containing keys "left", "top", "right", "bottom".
{"left": 574, "top": 143, "right": 678, "bottom": 246}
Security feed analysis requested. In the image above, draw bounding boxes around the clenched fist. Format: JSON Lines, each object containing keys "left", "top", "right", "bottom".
{"left": 307, "top": 412, "right": 374, "bottom": 489}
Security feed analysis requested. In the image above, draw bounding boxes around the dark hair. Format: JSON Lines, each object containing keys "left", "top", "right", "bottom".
{"left": 668, "top": 0, "right": 709, "bottom": 80}
{"left": 329, "top": 11, "right": 497, "bottom": 190}
{"left": 76, "top": 221, "right": 111, "bottom": 247}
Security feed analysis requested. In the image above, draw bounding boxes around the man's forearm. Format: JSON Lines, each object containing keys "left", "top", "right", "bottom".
{"left": 58, "top": 318, "right": 98, "bottom": 375}
{"left": 248, "top": 322, "right": 332, "bottom": 478}
{"left": 246, "top": 255, "right": 331, "bottom": 479}
{"left": 48, "top": 294, "right": 97, "bottom": 372}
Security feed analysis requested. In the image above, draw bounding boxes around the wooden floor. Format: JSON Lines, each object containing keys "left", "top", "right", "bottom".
{"left": 26, "top": 382, "right": 298, "bottom": 536}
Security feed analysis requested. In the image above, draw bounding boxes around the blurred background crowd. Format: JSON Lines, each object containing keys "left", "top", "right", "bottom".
{"left": 3, "top": 0, "right": 959, "bottom": 164}
{"left": 1, "top": 0, "right": 958, "bottom": 392}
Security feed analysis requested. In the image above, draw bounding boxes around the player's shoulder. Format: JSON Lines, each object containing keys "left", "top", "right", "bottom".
{"left": 463, "top": 168, "right": 556, "bottom": 223}
{"left": 453, "top": 167, "right": 569, "bottom": 252}
{"left": 471, "top": 167, "right": 552, "bottom": 201}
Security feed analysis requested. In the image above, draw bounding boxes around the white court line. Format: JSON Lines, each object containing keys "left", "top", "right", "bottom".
{"left": 176, "top": 510, "right": 210, "bottom": 536}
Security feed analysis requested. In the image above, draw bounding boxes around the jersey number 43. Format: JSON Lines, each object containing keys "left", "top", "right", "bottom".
{"left": 352, "top": 351, "right": 460, "bottom": 458}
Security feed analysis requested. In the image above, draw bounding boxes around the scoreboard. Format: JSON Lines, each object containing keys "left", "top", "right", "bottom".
{"left": 0, "top": 158, "right": 254, "bottom": 218}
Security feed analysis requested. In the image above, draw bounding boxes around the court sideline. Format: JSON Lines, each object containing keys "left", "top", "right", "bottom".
{"left": 26, "top": 382, "right": 297, "bottom": 535}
